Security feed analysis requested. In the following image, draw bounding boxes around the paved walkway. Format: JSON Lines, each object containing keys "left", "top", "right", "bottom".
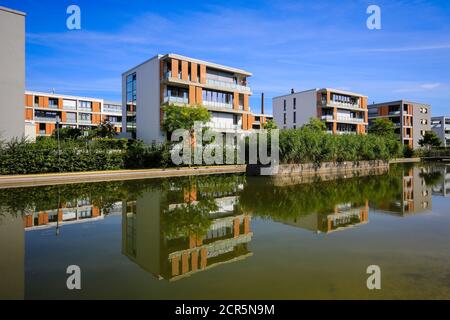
{"left": 0, "top": 165, "right": 247, "bottom": 189}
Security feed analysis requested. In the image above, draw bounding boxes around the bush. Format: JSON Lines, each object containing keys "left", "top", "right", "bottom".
{"left": 279, "top": 126, "right": 402, "bottom": 165}
{"left": 0, "top": 137, "right": 125, "bottom": 175}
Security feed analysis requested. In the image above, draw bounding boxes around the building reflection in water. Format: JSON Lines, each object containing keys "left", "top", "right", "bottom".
{"left": 373, "top": 166, "right": 432, "bottom": 216}
{"left": 121, "top": 176, "right": 253, "bottom": 281}
{"left": 277, "top": 201, "right": 369, "bottom": 234}
{"left": 431, "top": 165, "right": 450, "bottom": 197}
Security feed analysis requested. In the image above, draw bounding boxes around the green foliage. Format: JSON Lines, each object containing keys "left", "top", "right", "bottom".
{"left": 262, "top": 119, "right": 278, "bottom": 130}
{"left": 0, "top": 137, "right": 124, "bottom": 174}
{"left": 368, "top": 118, "right": 396, "bottom": 137}
{"left": 52, "top": 127, "right": 83, "bottom": 140}
{"left": 161, "top": 103, "right": 211, "bottom": 135}
{"left": 419, "top": 131, "right": 441, "bottom": 150}
{"left": 94, "top": 120, "right": 118, "bottom": 139}
{"left": 279, "top": 122, "right": 402, "bottom": 165}
{"left": 302, "top": 117, "right": 326, "bottom": 132}
{"left": 124, "top": 140, "right": 171, "bottom": 169}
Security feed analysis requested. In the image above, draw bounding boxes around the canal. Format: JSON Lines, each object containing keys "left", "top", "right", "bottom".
{"left": 0, "top": 163, "right": 449, "bottom": 299}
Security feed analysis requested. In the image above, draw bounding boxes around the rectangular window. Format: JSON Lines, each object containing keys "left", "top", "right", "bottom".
{"left": 283, "top": 100, "right": 286, "bottom": 111}
{"left": 293, "top": 98, "right": 296, "bottom": 109}
{"left": 293, "top": 111, "right": 296, "bottom": 123}
{"left": 283, "top": 113, "right": 286, "bottom": 125}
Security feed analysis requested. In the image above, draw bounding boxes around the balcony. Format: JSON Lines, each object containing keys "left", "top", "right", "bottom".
{"left": 321, "top": 115, "right": 334, "bottom": 121}
{"left": 207, "top": 122, "right": 240, "bottom": 130}
{"left": 336, "top": 116, "right": 364, "bottom": 124}
{"left": 205, "top": 78, "right": 251, "bottom": 92}
{"left": 78, "top": 107, "right": 92, "bottom": 112}
{"left": 78, "top": 119, "right": 92, "bottom": 124}
{"left": 203, "top": 100, "right": 233, "bottom": 109}
{"left": 34, "top": 116, "right": 57, "bottom": 122}
{"left": 389, "top": 110, "right": 401, "bottom": 115}
{"left": 164, "top": 96, "right": 188, "bottom": 105}
{"left": 328, "top": 100, "right": 361, "bottom": 110}
{"left": 103, "top": 107, "right": 122, "bottom": 114}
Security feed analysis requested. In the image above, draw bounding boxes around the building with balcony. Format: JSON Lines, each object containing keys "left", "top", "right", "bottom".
{"left": 273, "top": 88, "right": 368, "bottom": 134}
{"left": 431, "top": 116, "right": 450, "bottom": 147}
{"left": 368, "top": 100, "right": 431, "bottom": 149}
{"left": 121, "top": 53, "right": 264, "bottom": 143}
{"left": 24, "top": 91, "right": 122, "bottom": 139}
{"left": 0, "top": 6, "right": 25, "bottom": 141}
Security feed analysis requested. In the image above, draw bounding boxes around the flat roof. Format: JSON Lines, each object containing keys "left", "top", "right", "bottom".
{"left": 163, "top": 53, "right": 252, "bottom": 76}
{"left": 273, "top": 88, "right": 367, "bottom": 100}
{"left": 368, "top": 100, "right": 430, "bottom": 107}
{"left": 0, "top": 6, "right": 26, "bottom": 16}
{"left": 122, "top": 53, "right": 252, "bottom": 76}
{"left": 25, "top": 90, "right": 104, "bottom": 102}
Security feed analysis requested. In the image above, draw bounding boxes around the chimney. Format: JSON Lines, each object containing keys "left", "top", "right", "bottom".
{"left": 261, "top": 92, "right": 265, "bottom": 114}
{"left": 291, "top": 88, "right": 295, "bottom": 94}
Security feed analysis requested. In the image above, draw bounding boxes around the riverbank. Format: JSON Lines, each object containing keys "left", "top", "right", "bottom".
{"left": 0, "top": 165, "right": 246, "bottom": 189}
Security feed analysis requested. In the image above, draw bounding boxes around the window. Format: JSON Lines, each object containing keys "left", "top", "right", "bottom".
{"left": 420, "top": 130, "right": 426, "bottom": 137}
{"left": 126, "top": 73, "right": 137, "bottom": 138}
{"left": 79, "top": 101, "right": 92, "bottom": 111}
{"left": 293, "top": 98, "right": 296, "bottom": 109}
{"left": 293, "top": 125, "right": 296, "bottom": 129}
{"left": 283, "top": 100, "right": 286, "bottom": 111}
{"left": 421, "top": 119, "right": 428, "bottom": 125}
{"left": 283, "top": 113, "right": 286, "bottom": 125}
{"left": 66, "top": 112, "right": 76, "bottom": 123}
{"left": 293, "top": 111, "right": 296, "bottom": 123}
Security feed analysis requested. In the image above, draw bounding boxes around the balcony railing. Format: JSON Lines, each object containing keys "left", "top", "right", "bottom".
{"left": 203, "top": 100, "right": 233, "bottom": 109}
{"left": 329, "top": 100, "right": 361, "bottom": 109}
{"left": 78, "top": 107, "right": 92, "bottom": 112}
{"left": 336, "top": 116, "right": 364, "bottom": 123}
{"left": 207, "top": 122, "right": 240, "bottom": 130}
{"left": 103, "top": 107, "right": 122, "bottom": 114}
{"left": 34, "top": 116, "right": 57, "bottom": 122}
{"left": 164, "top": 96, "right": 188, "bottom": 105}
{"left": 389, "top": 110, "right": 401, "bottom": 115}
{"left": 321, "top": 115, "right": 334, "bottom": 121}
{"left": 78, "top": 119, "right": 92, "bottom": 124}
{"left": 206, "top": 78, "right": 251, "bottom": 92}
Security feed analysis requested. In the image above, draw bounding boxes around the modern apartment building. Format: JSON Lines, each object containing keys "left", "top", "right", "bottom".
{"left": 368, "top": 100, "right": 431, "bottom": 149}
{"left": 273, "top": 88, "right": 368, "bottom": 134}
{"left": 0, "top": 6, "right": 26, "bottom": 140}
{"left": 24, "top": 91, "right": 122, "bottom": 139}
{"left": 431, "top": 116, "right": 450, "bottom": 147}
{"left": 122, "top": 53, "right": 271, "bottom": 143}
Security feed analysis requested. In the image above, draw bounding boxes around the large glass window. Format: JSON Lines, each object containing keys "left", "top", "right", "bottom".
{"left": 126, "top": 73, "right": 137, "bottom": 138}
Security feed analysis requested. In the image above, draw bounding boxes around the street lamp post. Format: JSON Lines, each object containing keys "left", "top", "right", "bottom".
{"left": 56, "top": 116, "right": 61, "bottom": 172}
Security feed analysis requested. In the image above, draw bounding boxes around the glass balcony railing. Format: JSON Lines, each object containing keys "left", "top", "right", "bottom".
{"left": 78, "top": 107, "right": 93, "bottom": 112}
{"left": 207, "top": 122, "right": 240, "bottom": 130}
{"left": 321, "top": 115, "right": 334, "bottom": 121}
{"left": 164, "top": 96, "right": 188, "bottom": 104}
{"left": 34, "top": 116, "right": 57, "bottom": 122}
{"left": 103, "top": 107, "right": 122, "bottom": 114}
{"left": 328, "top": 100, "right": 361, "bottom": 109}
{"left": 203, "top": 100, "right": 234, "bottom": 109}
{"left": 336, "top": 116, "right": 364, "bottom": 123}
{"left": 206, "top": 78, "right": 251, "bottom": 92}
{"left": 78, "top": 119, "right": 92, "bottom": 124}
{"left": 389, "top": 110, "right": 401, "bottom": 115}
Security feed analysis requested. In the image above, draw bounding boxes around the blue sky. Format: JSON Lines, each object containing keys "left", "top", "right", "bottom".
{"left": 2, "top": 0, "right": 450, "bottom": 115}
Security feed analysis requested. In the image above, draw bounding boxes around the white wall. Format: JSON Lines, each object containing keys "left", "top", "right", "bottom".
{"left": 0, "top": 8, "right": 25, "bottom": 140}
{"left": 122, "top": 56, "right": 164, "bottom": 144}
{"left": 273, "top": 90, "right": 317, "bottom": 129}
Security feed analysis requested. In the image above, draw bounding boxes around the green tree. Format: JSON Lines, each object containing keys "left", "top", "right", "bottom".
{"left": 162, "top": 104, "right": 211, "bottom": 135}
{"left": 419, "top": 131, "right": 441, "bottom": 150}
{"left": 95, "top": 120, "right": 117, "bottom": 139}
{"left": 262, "top": 119, "right": 278, "bottom": 130}
{"left": 52, "top": 127, "right": 83, "bottom": 140}
{"left": 368, "top": 118, "right": 395, "bottom": 137}
{"left": 302, "top": 117, "right": 326, "bottom": 131}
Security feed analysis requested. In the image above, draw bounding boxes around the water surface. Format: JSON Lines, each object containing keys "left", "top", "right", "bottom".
{"left": 0, "top": 163, "right": 449, "bottom": 299}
